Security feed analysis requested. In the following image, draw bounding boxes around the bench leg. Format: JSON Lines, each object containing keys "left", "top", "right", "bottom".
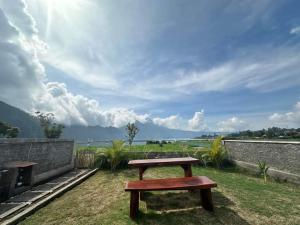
{"left": 130, "top": 191, "right": 139, "bottom": 219}
{"left": 200, "top": 188, "right": 214, "bottom": 211}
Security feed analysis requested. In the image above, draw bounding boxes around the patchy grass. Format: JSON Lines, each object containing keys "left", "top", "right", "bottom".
{"left": 20, "top": 167, "right": 300, "bottom": 225}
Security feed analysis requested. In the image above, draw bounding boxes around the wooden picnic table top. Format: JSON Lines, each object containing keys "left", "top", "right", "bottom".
{"left": 128, "top": 157, "right": 199, "bottom": 167}
{"left": 125, "top": 176, "right": 217, "bottom": 191}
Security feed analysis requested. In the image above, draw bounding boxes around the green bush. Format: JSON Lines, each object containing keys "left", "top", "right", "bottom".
{"left": 94, "top": 153, "right": 110, "bottom": 169}
{"left": 105, "top": 140, "right": 127, "bottom": 171}
{"left": 257, "top": 160, "right": 269, "bottom": 183}
{"left": 200, "top": 153, "right": 212, "bottom": 168}
{"left": 209, "top": 136, "right": 228, "bottom": 168}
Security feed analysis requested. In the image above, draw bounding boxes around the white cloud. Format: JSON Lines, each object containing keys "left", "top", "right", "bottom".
{"left": 153, "top": 111, "right": 207, "bottom": 131}
{"left": 290, "top": 26, "right": 300, "bottom": 35}
{"left": 269, "top": 101, "right": 300, "bottom": 127}
{"left": 0, "top": 1, "right": 204, "bottom": 130}
{"left": 152, "top": 115, "right": 181, "bottom": 130}
{"left": 188, "top": 111, "right": 207, "bottom": 131}
{"left": 43, "top": 82, "right": 150, "bottom": 126}
{"left": 23, "top": 0, "right": 297, "bottom": 103}
{"left": 218, "top": 117, "right": 247, "bottom": 132}
{"left": 0, "top": 1, "right": 150, "bottom": 128}
{"left": 159, "top": 46, "right": 300, "bottom": 94}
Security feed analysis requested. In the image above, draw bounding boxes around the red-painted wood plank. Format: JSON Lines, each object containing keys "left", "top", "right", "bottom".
{"left": 128, "top": 157, "right": 199, "bottom": 167}
{"left": 125, "top": 176, "right": 217, "bottom": 191}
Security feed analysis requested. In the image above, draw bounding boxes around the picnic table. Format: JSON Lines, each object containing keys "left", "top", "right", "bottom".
{"left": 128, "top": 157, "right": 199, "bottom": 180}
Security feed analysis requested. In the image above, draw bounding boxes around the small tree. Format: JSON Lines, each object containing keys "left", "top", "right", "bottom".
{"left": 36, "top": 111, "right": 64, "bottom": 138}
{"left": 257, "top": 160, "right": 269, "bottom": 183}
{"left": 125, "top": 123, "right": 139, "bottom": 149}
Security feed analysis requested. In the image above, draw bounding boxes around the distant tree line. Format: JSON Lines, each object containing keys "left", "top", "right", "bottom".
{"left": 146, "top": 140, "right": 172, "bottom": 145}
{"left": 195, "top": 133, "right": 219, "bottom": 139}
{"left": 226, "top": 127, "right": 300, "bottom": 139}
{"left": 0, "top": 121, "right": 19, "bottom": 138}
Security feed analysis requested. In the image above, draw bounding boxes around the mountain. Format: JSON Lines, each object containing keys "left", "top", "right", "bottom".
{"left": 0, "top": 101, "right": 206, "bottom": 141}
{"left": 62, "top": 125, "right": 123, "bottom": 141}
{"left": 62, "top": 122, "right": 207, "bottom": 142}
{"left": 133, "top": 121, "right": 206, "bottom": 140}
{"left": 0, "top": 101, "right": 43, "bottom": 137}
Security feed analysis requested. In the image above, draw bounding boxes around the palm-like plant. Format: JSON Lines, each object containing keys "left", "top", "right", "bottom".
{"left": 201, "top": 153, "right": 212, "bottom": 168}
{"left": 257, "top": 160, "right": 269, "bottom": 183}
{"left": 105, "top": 140, "right": 126, "bottom": 171}
{"left": 209, "top": 136, "right": 227, "bottom": 168}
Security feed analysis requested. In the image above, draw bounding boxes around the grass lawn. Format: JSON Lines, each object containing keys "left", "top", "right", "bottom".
{"left": 20, "top": 167, "right": 300, "bottom": 225}
{"left": 77, "top": 140, "right": 211, "bottom": 153}
{"left": 126, "top": 142, "right": 209, "bottom": 152}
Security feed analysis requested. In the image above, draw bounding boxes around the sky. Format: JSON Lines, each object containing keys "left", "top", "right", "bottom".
{"left": 0, "top": 0, "right": 300, "bottom": 132}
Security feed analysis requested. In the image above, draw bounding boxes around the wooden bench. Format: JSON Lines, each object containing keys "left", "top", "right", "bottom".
{"left": 125, "top": 176, "right": 217, "bottom": 219}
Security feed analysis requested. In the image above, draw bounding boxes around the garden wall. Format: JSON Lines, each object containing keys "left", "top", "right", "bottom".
{"left": 0, "top": 139, "right": 75, "bottom": 184}
{"left": 223, "top": 140, "right": 300, "bottom": 184}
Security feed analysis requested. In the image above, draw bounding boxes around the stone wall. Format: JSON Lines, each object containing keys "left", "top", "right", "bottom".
{"left": 0, "top": 139, "right": 75, "bottom": 183}
{"left": 224, "top": 140, "right": 300, "bottom": 184}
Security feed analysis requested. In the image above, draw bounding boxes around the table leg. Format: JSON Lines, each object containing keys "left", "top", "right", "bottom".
{"left": 200, "top": 188, "right": 214, "bottom": 211}
{"left": 139, "top": 166, "right": 148, "bottom": 180}
{"left": 180, "top": 164, "right": 192, "bottom": 177}
{"left": 130, "top": 191, "right": 139, "bottom": 219}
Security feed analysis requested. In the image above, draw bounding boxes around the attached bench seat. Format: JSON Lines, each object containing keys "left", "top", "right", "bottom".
{"left": 125, "top": 176, "right": 217, "bottom": 219}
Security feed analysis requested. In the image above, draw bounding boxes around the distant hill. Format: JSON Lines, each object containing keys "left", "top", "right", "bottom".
{"left": 63, "top": 125, "right": 123, "bottom": 141}
{"left": 133, "top": 121, "right": 206, "bottom": 140}
{"left": 0, "top": 101, "right": 43, "bottom": 137}
{"left": 0, "top": 101, "right": 207, "bottom": 141}
{"left": 63, "top": 122, "right": 208, "bottom": 142}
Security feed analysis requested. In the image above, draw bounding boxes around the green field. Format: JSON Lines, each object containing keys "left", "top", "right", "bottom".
{"left": 20, "top": 167, "right": 300, "bottom": 225}
{"left": 77, "top": 140, "right": 212, "bottom": 153}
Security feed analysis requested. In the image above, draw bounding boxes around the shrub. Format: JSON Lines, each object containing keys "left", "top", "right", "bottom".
{"left": 94, "top": 153, "right": 110, "bottom": 169}
{"left": 201, "top": 153, "right": 212, "bottom": 168}
{"left": 209, "top": 136, "right": 228, "bottom": 168}
{"left": 161, "top": 140, "right": 167, "bottom": 145}
{"left": 146, "top": 140, "right": 162, "bottom": 145}
{"left": 105, "top": 140, "right": 127, "bottom": 171}
{"left": 257, "top": 160, "right": 269, "bottom": 183}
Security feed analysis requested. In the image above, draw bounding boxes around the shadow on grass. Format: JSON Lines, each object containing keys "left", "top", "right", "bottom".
{"left": 100, "top": 169, "right": 137, "bottom": 179}
{"left": 135, "top": 190, "right": 249, "bottom": 225}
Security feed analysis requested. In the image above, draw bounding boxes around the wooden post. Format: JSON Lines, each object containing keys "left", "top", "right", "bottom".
{"left": 200, "top": 188, "right": 214, "bottom": 211}
{"left": 130, "top": 191, "right": 139, "bottom": 219}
